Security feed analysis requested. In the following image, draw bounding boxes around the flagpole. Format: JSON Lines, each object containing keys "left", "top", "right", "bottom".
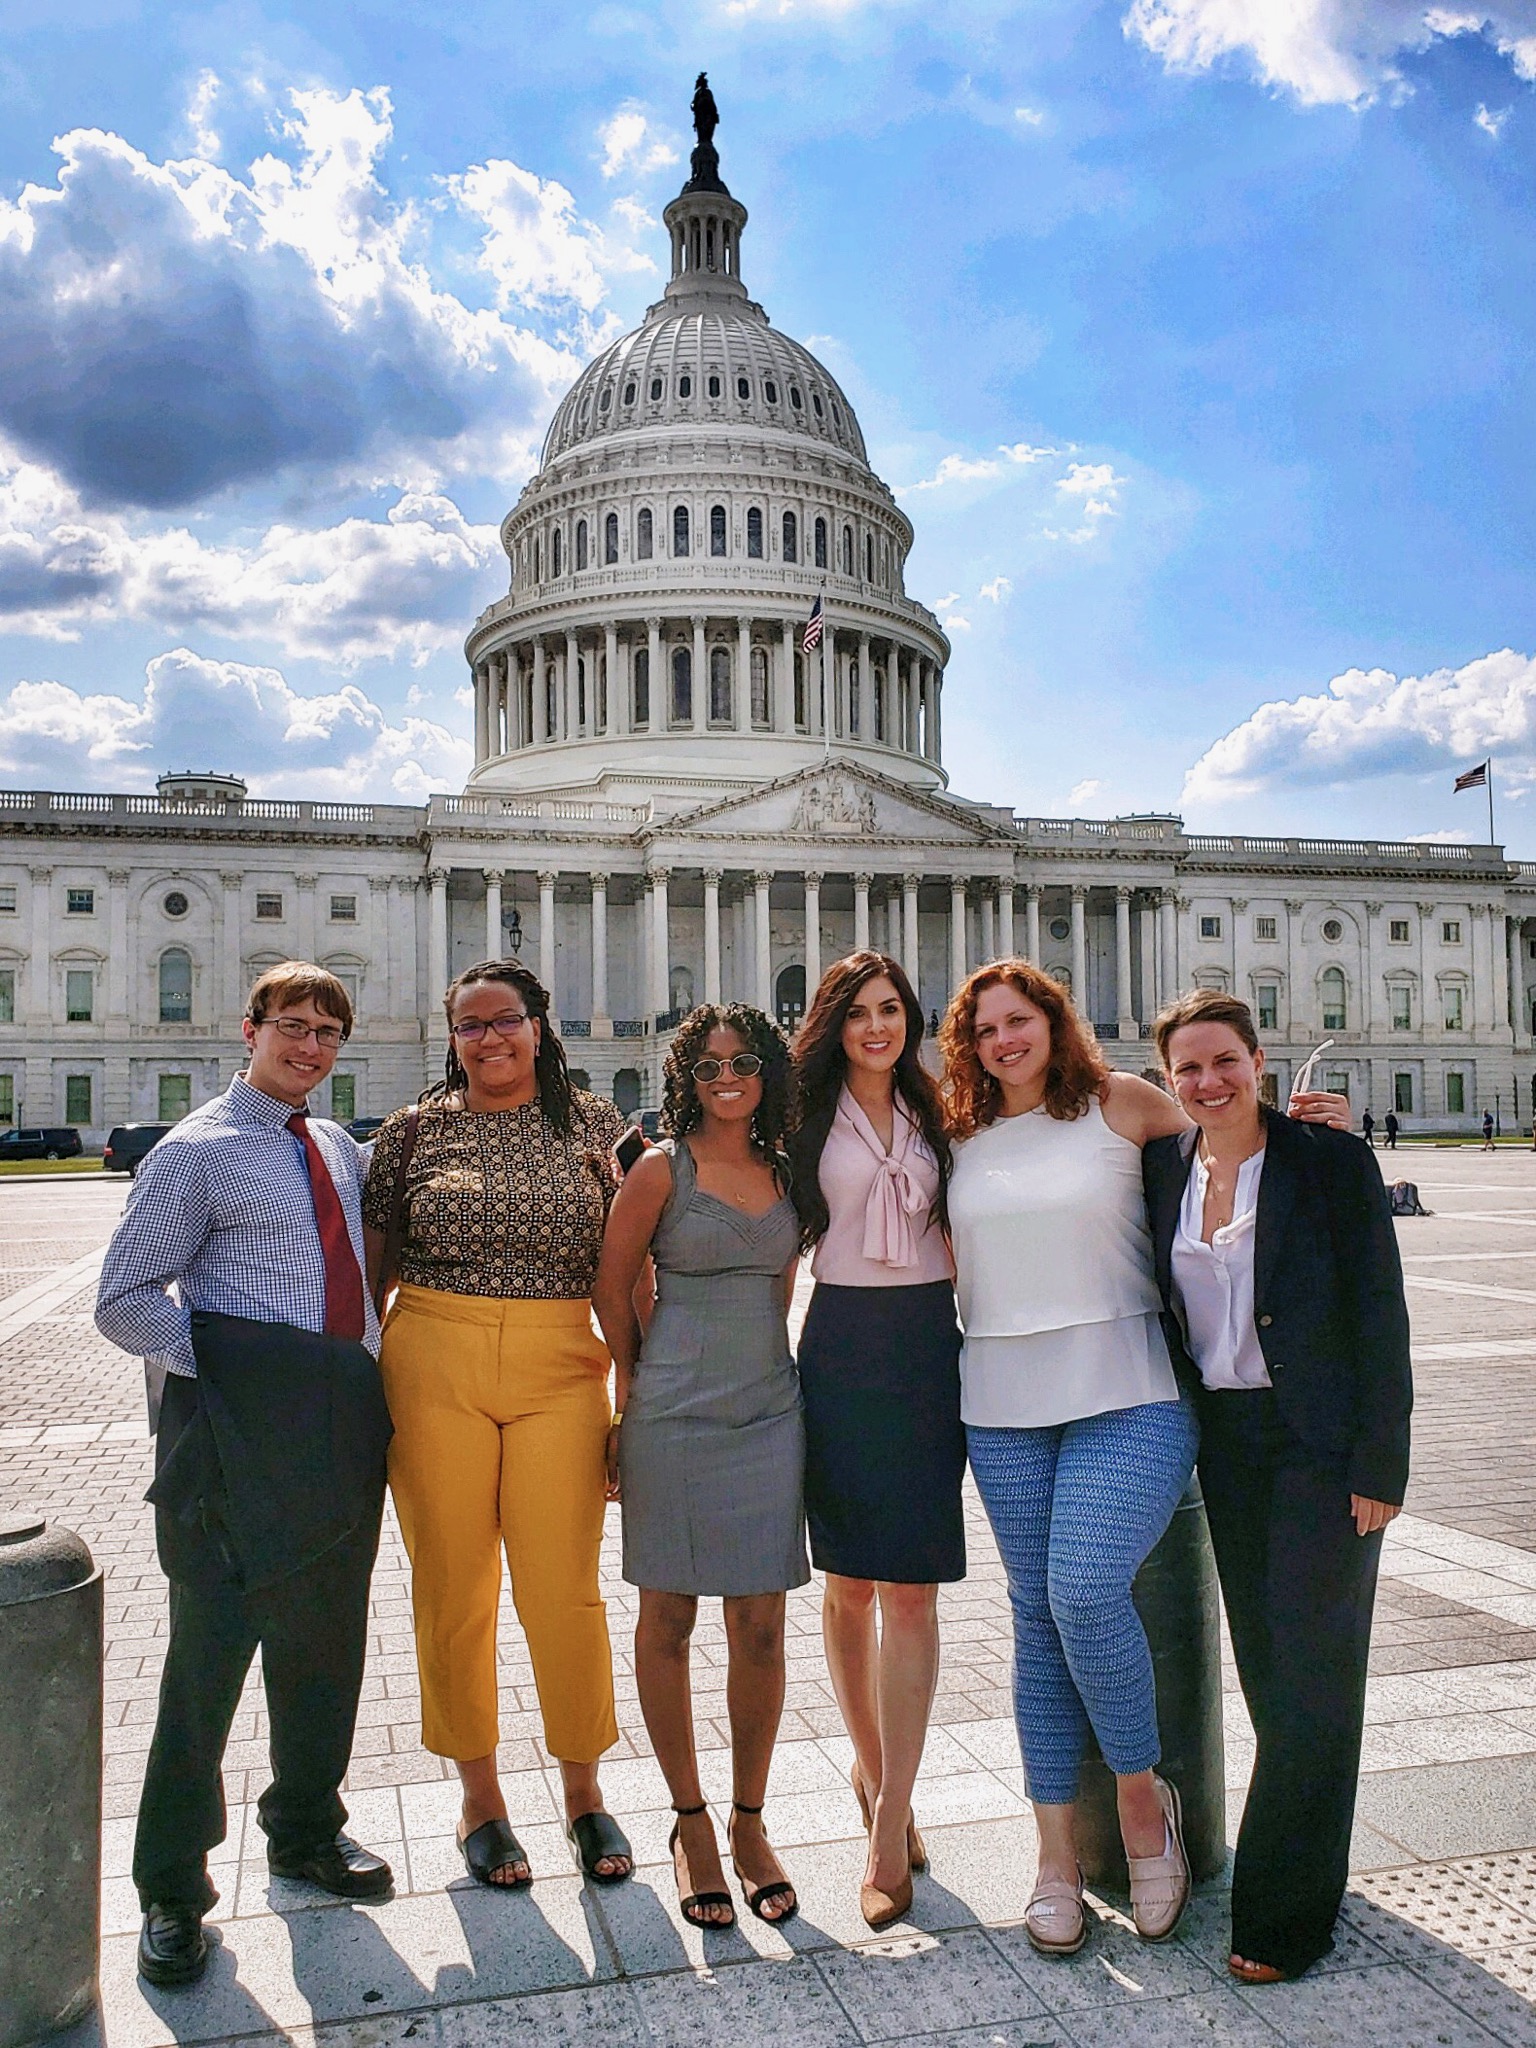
{"left": 820, "top": 585, "right": 830, "bottom": 762}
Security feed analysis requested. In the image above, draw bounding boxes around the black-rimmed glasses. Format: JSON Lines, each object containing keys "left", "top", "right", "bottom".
{"left": 690, "top": 1053, "right": 763, "bottom": 1083}
{"left": 451, "top": 1013, "right": 530, "bottom": 1042}
{"left": 261, "top": 1016, "right": 347, "bottom": 1049}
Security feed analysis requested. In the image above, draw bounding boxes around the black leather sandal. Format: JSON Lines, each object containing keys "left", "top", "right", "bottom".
{"left": 567, "top": 1809, "right": 633, "bottom": 1885}
{"left": 729, "top": 1801, "right": 798, "bottom": 1923}
{"left": 669, "top": 1803, "right": 735, "bottom": 1928}
{"left": 457, "top": 1817, "right": 532, "bottom": 1889}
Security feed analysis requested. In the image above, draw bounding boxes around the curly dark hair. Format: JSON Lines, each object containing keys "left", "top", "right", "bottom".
{"left": 428, "top": 959, "right": 580, "bottom": 1135}
{"left": 939, "top": 958, "right": 1109, "bottom": 1138}
{"left": 787, "top": 951, "right": 950, "bottom": 1250}
{"left": 661, "top": 1003, "right": 792, "bottom": 1153}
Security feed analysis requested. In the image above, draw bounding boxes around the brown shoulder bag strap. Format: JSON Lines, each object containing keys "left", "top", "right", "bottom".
{"left": 373, "top": 1106, "right": 422, "bottom": 1317}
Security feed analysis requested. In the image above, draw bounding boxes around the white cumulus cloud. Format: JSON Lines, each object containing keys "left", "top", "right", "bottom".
{"left": 1124, "top": 0, "right": 1536, "bottom": 108}
{"left": 979, "top": 576, "right": 1013, "bottom": 602}
{"left": 0, "top": 648, "right": 471, "bottom": 802}
{"left": 901, "top": 443, "right": 1061, "bottom": 492}
{"left": 597, "top": 108, "right": 679, "bottom": 180}
{"left": 1182, "top": 647, "right": 1536, "bottom": 804}
{"left": 1043, "top": 461, "right": 1125, "bottom": 543}
{"left": 1476, "top": 101, "right": 1511, "bottom": 135}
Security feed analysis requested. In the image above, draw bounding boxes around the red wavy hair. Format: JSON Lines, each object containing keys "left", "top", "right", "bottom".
{"left": 939, "top": 958, "right": 1109, "bottom": 1139}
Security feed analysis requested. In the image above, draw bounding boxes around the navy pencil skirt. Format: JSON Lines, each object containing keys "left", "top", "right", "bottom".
{"left": 797, "top": 1278, "right": 967, "bottom": 1584}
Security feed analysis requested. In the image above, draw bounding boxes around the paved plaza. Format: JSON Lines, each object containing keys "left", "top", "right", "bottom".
{"left": 4, "top": 1147, "right": 1536, "bottom": 2046}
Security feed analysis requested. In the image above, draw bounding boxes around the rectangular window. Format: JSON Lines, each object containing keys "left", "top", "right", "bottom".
{"left": 1253, "top": 916, "right": 1277, "bottom": 941}
{"left": 329, "top": 894, "right": 357, "bottom": 922}
{"left": 1443, "top": 985, "right": 1465, "bottom": 1031}
{"left": 65, "top": 969, "right": 93, "bottom": 1022}
{"left": 1394, "top": 1072, "right": 1414, "bottom": 1114}
{"left": 1198, "top": 915, "right": 1222, "bottom": 940}
{"left": 65, "top": 1073, "right": 92, "bottom": 1124}
{"left": 0, "top": 1075, "right": 12, "bottom": 1123}
{"left": 331, "top": 1073, "right": 356, "bottom": 1123}
{"left": 255, "top": 892, "right": 283, "bottom": 920}
{"left": 158, "top": 1073, "right": 191, "bottom": 1122}
{"left": 66, "top": 888, "right": 94, "bottom": 915}
{"left": 1391, "top": 985, "right": 1412, "bottom": 1031}
{"left": 1446, "top": 1071, "right": 1466, "bottom": 1114}
{"left": 1442, "top": 920, "right": 1462, "bottom": 944}
{"left": 0, "top": 886, "right": 15, "bottom": 913}
{"left": 1390, "top": 918, "right": 1410, "bottom": 942}
{"left": 0, "top": 970, "right": 12, "bottom": 1025}
{"left": 1325, "top": 1070, "right": 1351, "bottom": 1099}
{"left": 1256, "top": 983, "right": 1278, "bottom": 1031}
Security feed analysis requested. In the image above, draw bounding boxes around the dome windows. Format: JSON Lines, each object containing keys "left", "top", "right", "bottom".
{"left": 710, "top": 504, "right": 727, "bottom": 556}
{"left": 575, "top": 519, "right": 588, "bottom": 571}
{"left": 649, "top": 376, "right": 663, "bottom": 401}
{"left": 764, "top": 379, "right": 779, "bottom": 404}
{"left": 736, "top": 374, "right": 750, "bottom": 400}
{"left": 552, "top": 527, "right": 563, "bottom": 578}
{"left": 747, "top": 506, "right": 763, "bottom": 558}
{"left": 673, "top": 505, "right": 691, "bottom": 557}
{"left": 637, "top": 508, "right": 653, "bottom": 560}
{"left": 789, "top": 385, "right": 803, "bottom": 410}
{"left": 814, "top": 517, "right": 828, "bottom": 570}
{"left": 632, "top": 647, "right": 650, "bottom": 728}
{"left": 599, "top": 386, "right": 612, "bottom": 412}
{"left": 812, "top": 392, "right": 824, "bottom": 418}
{"left": 671, "top": 646, "right": 693, "bottom": 724}
{"left": 623, "top": 381, "right": 637, "bottom": 405}
{"left": 865, "top": 532, "right": 874, "bottom": 581}
{"left": 751, "top": 646, "right": 770, "bottom": 726}
{"left": 604, "top": 511, "right": 619, "bottom": 564}
{"left": 707, "top": 373, "right": 721, "bottom": 398}
{"left": 782, "top": 510, "right": 798, "bottom": 563}
{"left": 842, "top": 524, "right": 855, "bottom": 576}
{"left": 709, "top": 646, "right": 732, "bottom": 724}
{"left": 679, "top": 373, "right": 693, "bottom": 399}
{"left": 831, "top": 401, "right": 843, "bottom": 429}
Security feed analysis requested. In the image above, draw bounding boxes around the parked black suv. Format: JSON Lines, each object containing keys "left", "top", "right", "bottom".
{"left": 0, "top": 1126, "right": 85, "bottom": 1162}
{"left": 345, "top": 1117, "right": 387, "bottom": 1142}
{"left": 103, "top": 1124, "right": 173, "bottom": 1176}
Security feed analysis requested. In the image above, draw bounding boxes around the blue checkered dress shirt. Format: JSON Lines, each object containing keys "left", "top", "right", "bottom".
{"left": 95, "top": 1073, "right": 381, "bottom": 1377}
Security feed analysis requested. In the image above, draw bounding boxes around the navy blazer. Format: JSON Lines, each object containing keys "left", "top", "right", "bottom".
{"left": 1142, "top": 1106, "right": 1412, "bottom": 1505}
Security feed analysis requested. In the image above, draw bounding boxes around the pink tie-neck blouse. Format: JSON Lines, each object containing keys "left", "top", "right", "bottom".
{"left": 809, "top": 1087, "right": 955, "bottom": 1288}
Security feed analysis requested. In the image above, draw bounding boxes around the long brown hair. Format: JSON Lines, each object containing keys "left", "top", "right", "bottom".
{"left": 940, "top": 958, "right": 1109, "bottom": 1139}
{"left": 787, "top": 951, "right": 950, "bottom": 1249}
{"left": 430, "top": 959, "right": 578, "bottom": 1134}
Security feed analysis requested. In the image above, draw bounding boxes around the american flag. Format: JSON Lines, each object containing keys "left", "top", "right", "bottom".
{"left": 802, "top": 594, "right": 824, "bottom": 654}
{"left": 1454, "top": 761, "right": 1489, "bottom": 792}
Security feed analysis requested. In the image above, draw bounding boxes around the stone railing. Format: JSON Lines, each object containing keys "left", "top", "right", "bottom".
{"left": 0, "top": 791, "right": 425, "bottom": 832}
{"left": 432, "top": 796, "right": 653, "bottom": 826}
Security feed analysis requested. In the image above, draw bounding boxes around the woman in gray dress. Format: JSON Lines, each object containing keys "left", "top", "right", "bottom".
{"left": 594, "top": 1004, "right": 804, "bottom": 1931}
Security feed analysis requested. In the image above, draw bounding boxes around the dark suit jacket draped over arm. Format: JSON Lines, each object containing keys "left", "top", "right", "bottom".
{"left": 1142, "top": 1107, "right": 1412, "bottom": 1505}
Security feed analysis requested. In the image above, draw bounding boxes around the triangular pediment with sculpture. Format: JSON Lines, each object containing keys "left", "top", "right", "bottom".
{"left": 653, "top": 760, "right": 1013, "bottom": 849}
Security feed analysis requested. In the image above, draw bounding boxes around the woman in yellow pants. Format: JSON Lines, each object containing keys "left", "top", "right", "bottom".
{"left": 364, "top": 959, "right": 631, "bottom": 1889}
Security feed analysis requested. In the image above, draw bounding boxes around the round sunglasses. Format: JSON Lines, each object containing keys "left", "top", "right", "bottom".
{"left": 690, "top": 1053, "right": 763, "bottom": 1083}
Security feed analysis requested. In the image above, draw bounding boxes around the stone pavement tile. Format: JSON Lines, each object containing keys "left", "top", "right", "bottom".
{"left": 906, "top": 1815, "right": 1041, "bottom": 1931}
{"left": 1229, "top": 1959, "right": 1509, "bottom": 2045}
{"left": 890, "top": 2025, "right": 1072, "bottom": 2047}
{"left": 1355, "top": 1756, "right": 1536, "bottom": 1859}
{"left": 631, "top": 1952, "right": 860, "bottom": 2046}
{"left": 988, "top": 1901, "right": 1223, "bottom": 2014}
{"left": 811, "top": 1926, "right": 1051, "bottom": 2040}
{"left": 1396, "top": 1711, "right": 1536, "bottom": 1763}
{"left": 1346, "top": 1872, "right": 1536, "bottom": 1962}
{"left": 402, "top": 1817, "right": 571, "bottom": 1898}
{"left": 1386, "top": 1946, "right": 1536, "bottom": 2048}
{"left": 1435, "top": 1665, "right": 1536, "bottom": 1712}
{"left": 310, "top": 1980, "right": 655, "bottom": 2047}
{"left": 1058, "top": 1984, "right": 1286, "bottom": 2045}
{"left": 946, "top": 1717, "right": 1021, "bottom": 1771}
{"left": 1348, "top": 1818, "right": 1418, "bottom": 1873}
{"left": 1465, "top": 1848, "right": 1536, "bottom": 1919}
{"left": 1177, "top": 1888, "right": 1392, "bottom": 1977}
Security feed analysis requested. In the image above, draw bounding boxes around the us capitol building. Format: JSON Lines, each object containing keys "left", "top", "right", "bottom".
{"left": 3, "top": 88, "right": 1535, "bottom": 1142}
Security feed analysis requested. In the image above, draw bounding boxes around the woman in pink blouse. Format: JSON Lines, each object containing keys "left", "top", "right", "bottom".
{"left": 787, "top": 953, "right": 962, "bottom": 1931}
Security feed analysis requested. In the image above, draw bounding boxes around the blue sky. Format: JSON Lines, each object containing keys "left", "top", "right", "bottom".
{"left": 2, "top": 0, "right": 1536, "bottom": 848}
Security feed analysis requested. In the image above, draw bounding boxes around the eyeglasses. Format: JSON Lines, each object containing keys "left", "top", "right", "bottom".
{"left": 451, "top": 1012, "right": 530, "bottom": 1042}
{"left": 260, "top": 1016, "right": 347, "bottom": 1049}
{"left": 690, "top": 1053, "right": 763, "bottom": 1083}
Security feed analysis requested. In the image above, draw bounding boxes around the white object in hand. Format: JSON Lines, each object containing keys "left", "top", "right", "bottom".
{"left": 1290, "top": 1039, "right": 1335, "bottom": 1103}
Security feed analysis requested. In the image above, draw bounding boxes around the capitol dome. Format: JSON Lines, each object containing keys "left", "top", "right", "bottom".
{"left": 464, "top": 89, "right": 950, "bottom": 807}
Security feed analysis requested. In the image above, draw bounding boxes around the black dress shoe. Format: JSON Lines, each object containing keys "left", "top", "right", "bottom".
{"left": 138, "top": 1905, "right": 209, "bottom": 1986}
{"left": 268, "top": 1832, "right": 394, "bottom": 1899}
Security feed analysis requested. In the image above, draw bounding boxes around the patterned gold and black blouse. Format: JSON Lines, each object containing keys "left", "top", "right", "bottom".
{"left": 362, "top": 1092, "right": 628, "bottom": 1300}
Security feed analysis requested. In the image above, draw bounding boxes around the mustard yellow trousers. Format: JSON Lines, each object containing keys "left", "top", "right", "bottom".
{"left": 378, "top": 1284, "right": 618, "bottom": 1764}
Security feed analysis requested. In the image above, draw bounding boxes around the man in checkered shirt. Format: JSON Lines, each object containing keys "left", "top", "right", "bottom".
{"left": 97, "top": 962, "right": 394, "bottom": 1988}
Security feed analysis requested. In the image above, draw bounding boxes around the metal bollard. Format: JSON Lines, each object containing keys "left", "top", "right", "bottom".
{"left": 1073, "top": 1481, "right": 1228, "bottom": 1889}
{"left": 0, "top": 1515, "right": 103, "bottom": 2048}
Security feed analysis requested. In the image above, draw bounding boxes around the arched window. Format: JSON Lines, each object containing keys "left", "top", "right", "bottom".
{"left": 709, "top": 646, "right": 732, "bottom": 724}
{"left": 874, "top": 668, "right": 886, "bottom": 741}
{"left": 812, "top": 392, "right": 824, "bottom": 418}
{"left": 1321, "top": 967, "right": 1347, "bottom": 1032}
{"left": 736, "top": 374, "right": 750, "bottom": 400}
{"left": 764, "top": 379, "right": 778, "bottom": 404}
{"left": 751, "top": 646, "right": 770, "bottom": 726}
{"left": 782, "top": 510, "right": 798, "bottom": 563}
{"left": 849, "top": 660, "right": 861, "bottom": 738}
{"left": 865, "top": 532, "right": 874, "bottom": 581}
{"left": 622, "top": 381, "right": 636, "bottom": 405}
{"left": 575, "top": 520, "right": 588, "bottom": 571}
{"left": 532, "top": 536, "right": 541, "bottom": 581}
{"left": 707, "top": 373, "right": 721, "bottom": 398}
{"left": 747, "top": 506, "right": 763, "bottom": 558}
{"left": 710, "top": 504, "right": 727, "bottom": 556}
{"left": 814, "top": 516, "right": 828, "bottom": 569}
{"left": 551, "top": 526, "right": 562, "bottom": 578}
{"left": 673, "top": 505, "right": 690, "bottom": 557}
{"left": 576, "top": 656, "right": 587, "bottom": 731}
{"left": 670, "top": 965, "right": 695, "bottom": 1013}
{"left": 794, "top": 651, "right": 807, "bottom": 729}
{"left": 158, "top": 947, "right": 192, "bottom": 1024}
{"left": 789, "top": 385, "right": 803, "bottom": 410}
{"left": 842, "top": 524, "right": 854, "bottom": 576}
{"left": 633, "top": 647, "right": 650, "bottom": 728}
{"left": 636, "top": 508, "right": 653, "bottom": 560}
{"left": 679, "top": 373, "right": 692, "bottom": 399}
{"left": 649, "top": 376, "right": 663, "bottom": 400}
{"left": 775, "top": 964, "right": 806, "bottom": 1032}
{"left": 671, "top": 646, "right": 692, "bottom": 724}
{"left": 604, "top": 511, "right": 618, "bottom": 564}
{"left": 613, "top": 1067, "right": 641, "bottom": 1115}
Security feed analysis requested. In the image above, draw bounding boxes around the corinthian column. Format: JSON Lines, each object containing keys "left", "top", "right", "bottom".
{"left": 1070, "top": 885, "right": 1087, "bottom": 1001}
{"left": 1115, "top": 887, "right": 1136, "bottom": 1041}
{"left": 853, "top": 872, "right": 871, "bottom": 954}
{"left": 903, "top": 874, "right": 920, "bottom": 983}
{"left": 803, "top": 872, "right": 822, "bottom": 998}
{"left": 997, "top": 881, "right": 1015, "bottom": 959}
{"left": 703, "top": 870, "right": 722, "bottom": 1004}
{"left": 691, "top": 616, "right": 708, "bottom": 735}
{"left": 539, "top": 870, "right": 557, "bottom": 994}
{"left": 949, "top": 878, "right": 967, "bottom": 995}
{"left": 483, "top": 868, "right": 503, "bottom": 960}
{"left": 1024, "top": 884, "right": 1041, "bottom": 964}
{"left": 590, "top": 873, "right": 609, "bottom": 1021}
{"left": 754, "top": 871, "right": 773, "bottom": 1010}
{"left": 737, "top": 617, "right": 753, "bottom": 735}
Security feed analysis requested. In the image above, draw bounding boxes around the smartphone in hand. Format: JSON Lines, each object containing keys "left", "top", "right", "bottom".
{"left": 614, "top": 1125, "right": 648, "bottom": 1176}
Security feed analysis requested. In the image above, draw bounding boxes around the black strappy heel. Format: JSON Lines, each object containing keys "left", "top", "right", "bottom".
{"left": 728, "top": 1801, "right": 798, "bottom": 1923}
{"left": 668, "top": 1804, "right": 735, "bottom": 1929}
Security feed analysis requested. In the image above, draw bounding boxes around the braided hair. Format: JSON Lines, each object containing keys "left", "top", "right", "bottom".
{"left": 427, "top": 959, "right": 578, "bottom": 1135}
{"left": 661, "top": 1003, "right": 792, "bottom": 1157}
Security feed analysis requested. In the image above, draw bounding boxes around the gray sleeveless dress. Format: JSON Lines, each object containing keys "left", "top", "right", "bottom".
{"left": 619, "top": 1138, "right": 809, "bottom": 1596}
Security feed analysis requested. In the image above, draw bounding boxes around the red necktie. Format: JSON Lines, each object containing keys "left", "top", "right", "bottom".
{"left": 287, "top": 1113, "right": 367, "bottom": 1343}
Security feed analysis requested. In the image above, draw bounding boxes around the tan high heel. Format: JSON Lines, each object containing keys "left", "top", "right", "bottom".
{"left": 852, "top": 1764, "right": 927, "bottom": 1873}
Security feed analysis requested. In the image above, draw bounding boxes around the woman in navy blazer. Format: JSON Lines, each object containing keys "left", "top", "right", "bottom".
{"left": 1142, "top": 990, "right": 1411, "bottom": 1985}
